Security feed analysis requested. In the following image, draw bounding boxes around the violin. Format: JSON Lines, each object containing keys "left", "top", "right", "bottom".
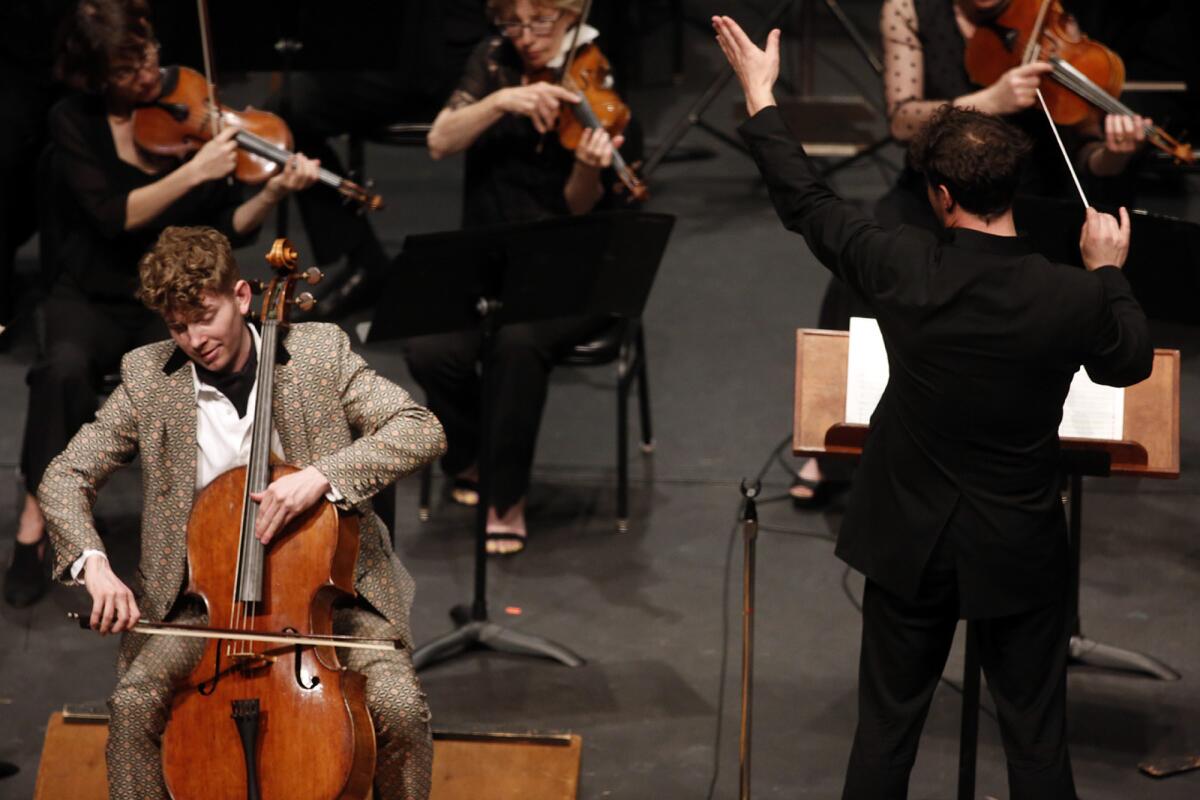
{"left": 156, "top": 239, "right": 376, "bottom": 800}
{"left": 963, "top": 0, "right": 1194, "bottom": 165}
{"left": 133, "top": 65, "right": 384, "bottom": 210}
{"left": 531, "top": 0, "right": 648, "bottom": 202}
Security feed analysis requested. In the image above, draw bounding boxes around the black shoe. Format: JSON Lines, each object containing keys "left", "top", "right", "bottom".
{"left": 314, "top": 267, "right": 381, "bottom": 321}
{"left": 0, "top": 761, "right": 18, "bottom": 779}
{"left": 4, "top": 539, "right": 50, "bottom": 608}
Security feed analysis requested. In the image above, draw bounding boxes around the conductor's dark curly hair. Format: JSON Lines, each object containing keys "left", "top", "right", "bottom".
{"left": 908, "top": 105, "right": 1033, "bottom": 221}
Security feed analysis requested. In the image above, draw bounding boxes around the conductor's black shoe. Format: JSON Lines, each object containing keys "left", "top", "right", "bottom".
{"left": 4, "top": 539, "right": 50, "bottom": 608}
{"left": 314, "top": 267, "right": 380, "bottom": 321}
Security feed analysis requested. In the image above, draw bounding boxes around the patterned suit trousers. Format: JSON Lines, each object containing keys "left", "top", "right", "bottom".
{"left": 105, "top": 600, "right": 432, "bottom": 800}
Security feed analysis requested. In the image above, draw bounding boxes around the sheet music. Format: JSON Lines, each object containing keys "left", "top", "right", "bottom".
{"left": 844, "top": 317, "right": 889, "bottom": 425}
{"left": 1059, "top": 368, "right": 1124, "bottom": 441}
{"left": 844, "top": 317, "right": 1125, "bottom": 440}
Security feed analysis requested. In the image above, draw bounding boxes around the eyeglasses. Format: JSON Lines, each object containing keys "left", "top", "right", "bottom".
{"left": 495, "top": 12, "right": 563, "bottom": 39}
{"left": 109, "top": 40, "right": 161, "bottom": 84}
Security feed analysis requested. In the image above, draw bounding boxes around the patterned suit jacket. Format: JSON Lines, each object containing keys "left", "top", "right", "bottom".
{"left": 39, "top": 322, "right": 446, "bottom": 658}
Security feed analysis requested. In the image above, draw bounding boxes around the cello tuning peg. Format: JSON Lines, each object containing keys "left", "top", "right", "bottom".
{"left": 303, "top": 267, "right": 323, "bottom": 285}
{"left": 248, "top": 280, "right": 265, "bottom": 295}
{"left": 293, "top": 292, "right": 316, "bottom": 312}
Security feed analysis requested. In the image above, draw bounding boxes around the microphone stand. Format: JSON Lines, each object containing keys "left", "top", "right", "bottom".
{"left": 738, "top": 479, "right": 761, "bottom": 800}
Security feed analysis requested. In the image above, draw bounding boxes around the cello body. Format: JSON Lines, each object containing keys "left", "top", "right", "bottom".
{"left": 161, "top": 463, "right": 374, "bottom": 800}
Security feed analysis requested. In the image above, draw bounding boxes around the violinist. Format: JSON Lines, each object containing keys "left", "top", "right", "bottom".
{"left": 4, "top": 0, "right": 319, "bottom": 608}
{"left": 410, "top": 0, "right": 627, "bottom": 555}
{"left": 38, "top": 225, "right": 445, "bottom": 799}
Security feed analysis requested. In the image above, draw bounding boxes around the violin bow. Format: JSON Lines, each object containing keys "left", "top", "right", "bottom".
{"left": 1023, "top": 0, "right": 1090, "bottom": 207}
{"left": 557, "top": 0, "right": 595, "bottom": 84}
{"left": 195, "top": 0, "right": 221, "bottom": 138}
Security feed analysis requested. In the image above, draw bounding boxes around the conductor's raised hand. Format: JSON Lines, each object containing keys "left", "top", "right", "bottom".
{"left": 250, "top": 465, "right": 332, "bottom": 546}
{"left": 712, "top": 16, "right": 780, "bottom": 117}
{"left": 1079, "top": 206, "right": 1131, "bottom": 271}
{"left": 496, "top": 83, "right": 580, "bottom": 134}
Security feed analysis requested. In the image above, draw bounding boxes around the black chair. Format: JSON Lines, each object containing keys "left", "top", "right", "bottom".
{"left": 416, "top": 315, "right": 654, "bottom": 532}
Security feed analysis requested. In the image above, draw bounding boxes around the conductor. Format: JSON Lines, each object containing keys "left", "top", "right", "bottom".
{"left": 714, "top": 15, "right": 1151, "bottom": 799}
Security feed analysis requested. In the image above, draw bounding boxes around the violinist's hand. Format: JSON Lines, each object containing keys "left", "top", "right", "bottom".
{"left": 983, "top": 62, "right": 1055, "bottom": 115}
{"left": 1079, "top": 206, "right": 1131, "bottom": 270}
{"left": 496, "top": 83, "right": 580, "bottom": 134}
{"left": 1103, "top": 113, "right": 1150, "bottom": 155}
{"left": 83, "top": 553, "right": 141, "bottom": 636}
{"left": 265, "top": 153, "right": 321, "bottom": 198}
{"left": 186, "top": 126, "right": 239, "bottom": 185}
{"left": 712, "top": 16, "right": 780, "bottom": 117}
{"left": 250, "top": 465, "right": 331, "bottom": 546}
{"left": 575, "top": 128, "right": 625, "bottom": 169}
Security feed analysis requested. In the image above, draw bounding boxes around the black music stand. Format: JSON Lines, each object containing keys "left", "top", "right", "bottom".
{"left": 368, "top": 211, "right": 675, "bottom": 670}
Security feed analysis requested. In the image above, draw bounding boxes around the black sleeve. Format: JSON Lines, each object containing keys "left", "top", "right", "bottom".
{"left": 208, "top": 177, "right": 254, "bottom": 247}
{"left": 737, "top": 105, "right": 926, "bottom": 303}
{"left": 49, "top": 99, "right": 128, "bottom": 239}
{"left": 445, "top": 35, "right": 500, "bottom": 110}
{"left": 1082, "top": 266, "right": 1153, "bottom": 387}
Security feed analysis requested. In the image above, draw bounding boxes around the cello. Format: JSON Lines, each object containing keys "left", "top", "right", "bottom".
{"left": 157, "top": 239, "right": 376, "bottom": 800}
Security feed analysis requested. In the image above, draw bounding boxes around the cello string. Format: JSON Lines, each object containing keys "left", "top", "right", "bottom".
{"left": 1036, "top": 88, "right": 1089, "bottom": 207}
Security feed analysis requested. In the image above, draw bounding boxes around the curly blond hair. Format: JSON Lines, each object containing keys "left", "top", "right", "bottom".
{"left": 486, "top": 0, "right": 584, "bottom": 19}
{"left": 137, "top": 226, "right": 240, "bottom": 318}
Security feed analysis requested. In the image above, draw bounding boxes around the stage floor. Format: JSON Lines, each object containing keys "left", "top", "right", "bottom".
{"left": 3, "top": 2, "right": 1198, "bottom": 796}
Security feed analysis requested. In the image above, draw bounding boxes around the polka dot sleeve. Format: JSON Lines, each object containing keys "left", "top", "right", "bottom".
{"left": 882, "top": 0, "right": 953, "bottom": 141}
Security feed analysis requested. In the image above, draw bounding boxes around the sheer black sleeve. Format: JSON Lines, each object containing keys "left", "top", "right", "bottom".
{"left": 48, "top": 98, "right": 128, "bottom": 239}
{"left": 445, "top": 36, "right": 506, "bottom": 110}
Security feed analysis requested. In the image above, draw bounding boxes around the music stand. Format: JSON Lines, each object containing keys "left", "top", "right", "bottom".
{"left": 792, "top": 328, "right": 1182, "bottom": 798}
{"left": 368, "top": 211, "right": 675, "bottom": 670}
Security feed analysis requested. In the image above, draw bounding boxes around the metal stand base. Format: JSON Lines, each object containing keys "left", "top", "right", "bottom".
{"left": 1070, "top": 635, "right": 1181, "bottom": 681}
{"left": 413, "top": 607, "right": 584, "bottom": 671}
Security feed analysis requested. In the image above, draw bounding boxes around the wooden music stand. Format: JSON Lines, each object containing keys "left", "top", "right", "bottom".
{"left": 793, "top": 328, "right": 1182, "bottom": 799}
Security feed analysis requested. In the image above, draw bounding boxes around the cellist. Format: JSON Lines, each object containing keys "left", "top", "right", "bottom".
{"left": 38, "top": 225, "right": 446, "bottom": 799}
{"left": 5, "top": 0, "right": 321, "bottom": 609}
{"left": 413, "top": 0, "right": 630, "bottom": 555}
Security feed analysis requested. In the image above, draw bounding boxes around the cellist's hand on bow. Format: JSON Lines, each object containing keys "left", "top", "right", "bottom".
{"left": 496, "top": 83, "right": 580, "bottom": 134}
{"left": 575, "top": 128, "right": 625, "bottom": 169}
{"left": 250, "top": 465, "right": 332, "bottom": 546}
{"left": 83, "top": 553, "right": 141, "bottom": 636}
{"left": 712, "top": 16, "right": 780, "bottom": 117}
